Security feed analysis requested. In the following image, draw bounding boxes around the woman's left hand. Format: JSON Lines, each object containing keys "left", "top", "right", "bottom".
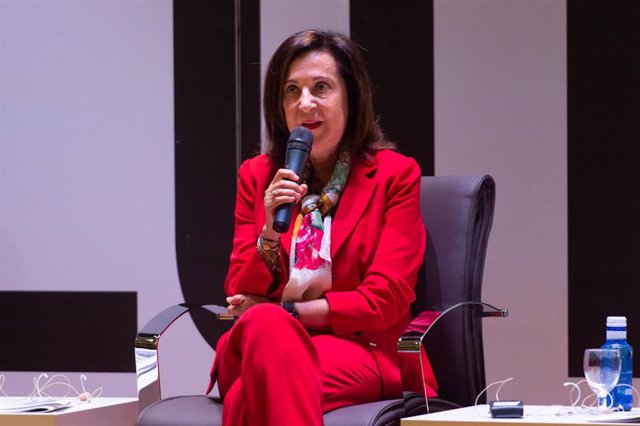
{"left": 226, "top": 294, "right": 272, "bottom": 317}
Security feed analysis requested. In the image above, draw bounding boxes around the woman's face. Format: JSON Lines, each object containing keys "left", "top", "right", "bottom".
{"left": 282, "top": 50, "right": 349, "bottom": 164}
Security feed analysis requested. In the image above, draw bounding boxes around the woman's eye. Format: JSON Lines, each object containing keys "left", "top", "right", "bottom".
{"left": 315, "top": 82, "right": 330, "bottom": 92}
{"left": 284, "top": 85, "right": 299, "bottom": 97}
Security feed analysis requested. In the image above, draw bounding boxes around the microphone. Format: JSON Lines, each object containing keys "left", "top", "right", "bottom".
{"left": 272, "top": 127, "right": 313, "bottom": 233}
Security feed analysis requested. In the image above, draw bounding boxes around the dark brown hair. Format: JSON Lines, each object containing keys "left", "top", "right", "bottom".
{"left": 263, "top": 29, "right": 395, "bottom": 168}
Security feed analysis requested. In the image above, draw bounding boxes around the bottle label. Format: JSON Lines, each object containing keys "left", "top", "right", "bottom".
{"left": 601, "top": 343, "right": 633, "bottom": 410}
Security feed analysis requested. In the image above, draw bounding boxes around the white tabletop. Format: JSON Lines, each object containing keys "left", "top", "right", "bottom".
{"left": 402, "top": 404, "right": 640, "bottom": 426}
{"left": 0, "top": 397, "right": 138, "bottom": 426}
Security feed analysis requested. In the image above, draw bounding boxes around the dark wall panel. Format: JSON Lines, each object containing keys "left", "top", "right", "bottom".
{"left": 174, "top": 1, "right": 236, "bottom": 307}
{"left": 568, "top": 0, "right": 640, "bottom": 376}
{"left": 0, "top": 292, "right": 136, "bottom": 372}
{"left": 174, "top": 1, "right": 260, "bottom": 347}
{"left": 239, "top": 0, "right": 263, "bottom": 162}
{"left": 350, "top": 0, "right": 434, "bottom": 175}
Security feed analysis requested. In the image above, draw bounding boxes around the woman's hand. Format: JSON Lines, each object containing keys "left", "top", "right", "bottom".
{"left": 226, "top": 294, "right": 273, "bottom": 317}
{"left": 263, "top": 169, "right": 308, "bottom": 236}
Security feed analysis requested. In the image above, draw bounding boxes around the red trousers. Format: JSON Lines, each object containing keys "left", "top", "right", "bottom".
{"left": 210, "top": 303, "right": 383, "bottom": 426}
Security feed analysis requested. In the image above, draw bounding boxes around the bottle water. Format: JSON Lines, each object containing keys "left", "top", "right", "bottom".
{"left": 601, "top": 316, "right": 634, "bottom": 411}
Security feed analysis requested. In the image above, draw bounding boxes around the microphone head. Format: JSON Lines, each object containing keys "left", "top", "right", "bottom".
{"left": 287, "top": 127, "right": 313, "bottom": 153}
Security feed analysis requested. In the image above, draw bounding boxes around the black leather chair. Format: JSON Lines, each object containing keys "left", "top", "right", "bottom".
{"left": 135, "top": 175, "right": 506, "bottom": 426}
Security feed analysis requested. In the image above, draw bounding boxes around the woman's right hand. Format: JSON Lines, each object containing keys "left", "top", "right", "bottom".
{"left": 226, "top": 294, "right": 273, "bottom": 318}
{"left": 263, "top": 169, "right": 307, "bottom": 235}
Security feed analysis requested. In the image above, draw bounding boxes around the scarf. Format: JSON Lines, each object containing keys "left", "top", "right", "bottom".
{"left": 282, "top": 150, "right": 351, "bottom": 302}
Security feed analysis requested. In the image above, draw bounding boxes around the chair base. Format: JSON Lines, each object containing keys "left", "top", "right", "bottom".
{"left": 136, "top": 392, "right": 462, "bottom": 426}
{"left": 137, "top": 395, "right": 223, "bottom": 426}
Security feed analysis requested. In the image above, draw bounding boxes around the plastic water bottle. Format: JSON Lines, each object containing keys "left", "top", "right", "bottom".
{"left": 601, "top": 316, "right": 634, "bottom": 411}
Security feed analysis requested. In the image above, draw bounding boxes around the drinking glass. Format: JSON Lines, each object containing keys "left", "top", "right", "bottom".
{"left": 583, "top": 348, "right": 622, "bottom": 411}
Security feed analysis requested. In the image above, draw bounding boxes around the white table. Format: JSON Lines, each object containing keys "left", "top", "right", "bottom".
{"left": 402, "top": 404, "right": 640, "bottom": 426}
{"left": 0, "top": 397, "right": 138, "bottom": 426}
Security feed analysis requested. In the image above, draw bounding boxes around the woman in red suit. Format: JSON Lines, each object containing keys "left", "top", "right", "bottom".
{"left": 208, "top": 29, "right": 431, "bottom": 425}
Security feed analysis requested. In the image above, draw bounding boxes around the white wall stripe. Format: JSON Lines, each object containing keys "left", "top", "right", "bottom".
{"left": 434, "top": 0, "right": 569, "bottom": 404}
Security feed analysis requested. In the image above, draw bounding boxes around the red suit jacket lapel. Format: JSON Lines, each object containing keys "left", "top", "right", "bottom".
{"left": 331, "top": 157, "right": 378, "bottom": 258}
{"left": 280, "top": 156, "right": 378, "bottom": 258}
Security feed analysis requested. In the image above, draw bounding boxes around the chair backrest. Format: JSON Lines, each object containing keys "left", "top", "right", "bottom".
{"left": 413, "top": 175, "right": 496, "bottom": 407}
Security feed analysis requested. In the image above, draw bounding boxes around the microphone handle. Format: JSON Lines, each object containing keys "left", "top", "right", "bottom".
{"left": 271, "top": 149, "right": 308, "bottom": 233}
{"left": 273, "top": 200, "right": 294, "bottom": 233}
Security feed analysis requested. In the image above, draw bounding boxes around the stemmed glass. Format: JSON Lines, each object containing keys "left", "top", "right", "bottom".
{"left": 583, "top": 348, "right": 622, "bottom": 411}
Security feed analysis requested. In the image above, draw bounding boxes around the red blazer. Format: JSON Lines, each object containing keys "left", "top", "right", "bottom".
{"left": 224, "top": 149, "right": 426, "bottom": 398}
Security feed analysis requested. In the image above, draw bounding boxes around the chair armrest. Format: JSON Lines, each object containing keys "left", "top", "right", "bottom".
{"left": 398, "top": 301, "right": 508, "bottom": 353}
{"left": 397, "top": 301, "right": 507, "bottom": 411}
{"left": 135, "top": 304, "right": 233, "bottom": 349}
{"left": 135, "top": 303, "right": 233, "bottom": 412}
